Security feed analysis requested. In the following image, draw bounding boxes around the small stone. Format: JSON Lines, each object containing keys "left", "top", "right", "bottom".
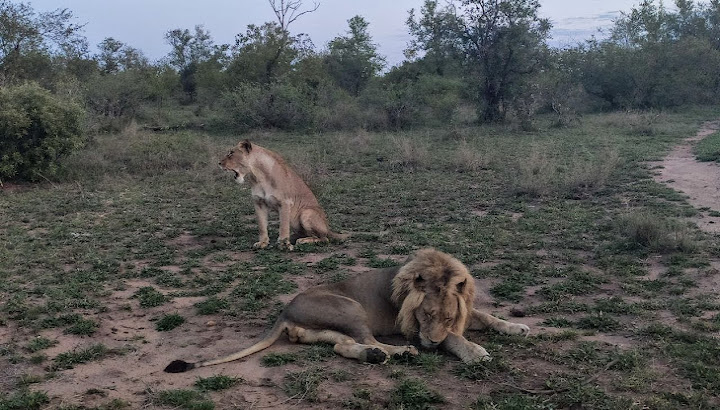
{"left": 206, "top": 320, "right": 216, "bottom": 327}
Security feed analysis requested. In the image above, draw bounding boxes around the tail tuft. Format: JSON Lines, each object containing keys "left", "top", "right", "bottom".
{"left": 330, "top": 232, "right": 351, "bottom": 242}
{"left": 164, "top": 360, "right": 195, "bottom": 373}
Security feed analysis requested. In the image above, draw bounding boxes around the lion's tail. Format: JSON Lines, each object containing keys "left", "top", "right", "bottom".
{"left": 164, "top": 318, "right": 288, "bottom": 373}
{"left": 329, "top": 231, "right": 351, "bottom": 242}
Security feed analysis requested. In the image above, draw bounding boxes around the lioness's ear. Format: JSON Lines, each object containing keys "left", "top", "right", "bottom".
{"left": 240, "top": 139, "right": 252, "bottom": 153}
{"left": 456, "top": 278, "right": 467, "bottom": 294}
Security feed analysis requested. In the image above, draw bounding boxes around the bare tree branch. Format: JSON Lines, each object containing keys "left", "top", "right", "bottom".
{"left": 267, "top": 0, "right": 320, "bottom": 31}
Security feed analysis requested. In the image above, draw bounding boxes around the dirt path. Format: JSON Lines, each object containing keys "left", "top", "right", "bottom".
{"left": 651, "top": 121, "right": 720, "bottom": 234}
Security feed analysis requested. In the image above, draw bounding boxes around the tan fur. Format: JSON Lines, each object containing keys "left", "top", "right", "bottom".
{"left": 164, "top": 249, "right": 530, "bottom": 373}
{"left": 219, "top": 139, "right": 347, "bottom": 250}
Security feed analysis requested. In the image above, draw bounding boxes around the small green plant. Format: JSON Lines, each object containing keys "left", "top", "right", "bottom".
{"left": 26, "top": 337, "right": 58, "bottom": 353}
{"left": 64, "top": 318, "right": 99, "bottom": 336}
{"left": 51, "top": 344, "right": 109, "bottom": 370}
{"left": 261, "top": 352, "right": 298, "bottom": 367}
{"left": 152, "top": 389, "right": 214, "bottom": 410}
{"left": 388, "top": 378, "right": 445, "bottom": 410}
{"left": 155, "top": 313, "right": 185, "bottom": 331}
{"left": 194, "top": 296, "right": 228, "bottom": 315}
{"left": 132, "top": 287, "right": 168, "bottom": 308}
{"left": 0, "top": 389, "right": 49, "bottom": 410}
{"left": 194, "top": 375, "right": 241, "bottom": 391}
{"left": 283, "top": 368, "right": 328, "bottom": 402}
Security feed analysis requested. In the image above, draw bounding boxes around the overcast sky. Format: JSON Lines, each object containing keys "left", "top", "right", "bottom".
{"left": 28, "top": 0, "right": 666, "bottom": 66}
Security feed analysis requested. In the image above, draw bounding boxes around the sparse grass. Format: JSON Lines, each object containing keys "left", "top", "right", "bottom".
{"left": 64, "top": 318, "right": 99, "bottom": 336}
{"left": 155, "top": 313, "right": 185, "bottom": 331}
{"left": 0, "top": 389, "right": 49, "bottom": 410}
{"left": 152, "top": 389, "right": 214, "bottom": 410}
{"left": 1, "top": 110, "right": 719, "bottom": 407}
{"left": 194, "top": 375, "right": 241, "bottom": 392}
{"left": 51, "top": 344, "right": 109, "bottom": 370}
{"left": 25, "top": 337, "right": 57, "bottom": 353}
{"left": 388, "top": 378, "right": 445, "bottom": 410}
{"left": 261, "top": 352, "right": 298, "bottom": 366}
{"left": 132, "top": 286, "right": 168, "bottom": 308}
{"left": 283, "top": 368, "right": 328, "bottom": 402}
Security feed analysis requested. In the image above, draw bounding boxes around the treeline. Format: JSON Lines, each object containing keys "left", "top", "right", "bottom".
{"left": 3, "top": 0, "right": 720, "bottom": 180}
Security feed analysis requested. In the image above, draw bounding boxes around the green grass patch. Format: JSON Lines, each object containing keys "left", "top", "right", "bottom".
{"left": 155, "top": 313, "right": 185, "bottom": 331}
{"left": 694, "top": 130, "right": 720, "bottom": 162}
{"left": 0, "top": 389, "right": 50, "bottom": 410}
{"left": 132, "top": 286, "right": 168, "bottom": 308}
{"left": 194, "top": 375, "right": 241, "bottom": 392}
{"left": 152, "top": 389, "right": 214, "bottom": 410}
{"left": 25, "top": 337, "right": 57, "bottom": 353}
{"left": 388, "top": 378, "right": 445, "bottom": 410}
{"left": 194, "top": 296, "right": 228, "bottom": 315}
{"left": 283, "top": 368, "right": 328, "bottom": 402}
{"left": 51, "top": 344, "right": 109, "bottom": 370}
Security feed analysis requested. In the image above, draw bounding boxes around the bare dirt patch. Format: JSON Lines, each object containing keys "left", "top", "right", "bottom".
{"left": 651, "top": 120, "right": 720, "bottom": 233}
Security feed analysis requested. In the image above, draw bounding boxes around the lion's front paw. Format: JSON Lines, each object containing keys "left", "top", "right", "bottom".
{"left": 459, "top": 343, "right": 491, "bottom": 364}
{"left": 504, "top": 323, "right": 530, "bottom": 336}
{"left": 277, "top": 238, "right": 294, "bottom": 251}
{"left": 253, "top": 239, "right": 270, "bottom": 249}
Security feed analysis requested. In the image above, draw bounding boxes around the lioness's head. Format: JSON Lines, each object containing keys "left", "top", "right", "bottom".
{"left": 219, "top": 139, "right": 254, "bottom": 184}
{"left": 391, "top": 249, "right": 475, "bottom": 349}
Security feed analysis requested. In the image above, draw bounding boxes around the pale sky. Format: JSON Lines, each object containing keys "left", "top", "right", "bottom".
{"left": 27, "top": 0, "right": 673, "bottom": 67}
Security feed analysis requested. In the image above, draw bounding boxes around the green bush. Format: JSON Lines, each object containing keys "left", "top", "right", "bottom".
{"left": 0, "top": 83, "right": 85, "bottom": 181}
{"left": 219, "top": 80, "right": 315, "bottom": 131}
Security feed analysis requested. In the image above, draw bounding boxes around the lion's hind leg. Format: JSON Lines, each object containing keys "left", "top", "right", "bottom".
{"left": 288, "top": 326, "right": 388, "bottom": 364}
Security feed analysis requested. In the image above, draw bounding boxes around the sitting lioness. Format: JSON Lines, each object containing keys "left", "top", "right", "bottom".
{"left": 164, "top": 248, "right": 529, "bottom": 373}
{"left": 219, "top": 139, "right": 347, "bottom": 250}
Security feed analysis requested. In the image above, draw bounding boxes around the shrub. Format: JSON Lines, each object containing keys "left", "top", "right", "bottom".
{"left": 219, "top": 80, "right": 315, "bottom": 131}
{"left": 0, "top": 83, "right": 85, "bottom": 181}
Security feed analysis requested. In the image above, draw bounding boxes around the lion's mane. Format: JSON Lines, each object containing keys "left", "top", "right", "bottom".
{"left": 391, "top": 249, "right": 476, "bottom": 339}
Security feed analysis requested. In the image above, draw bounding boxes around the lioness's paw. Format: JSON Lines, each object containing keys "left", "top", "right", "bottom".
{"left": 460, "top": 343, "right": 491, "bottom": 364}
{"left": 391, "top": 345, "right": 419, "bottom": 359}
{"left": 253, "top": 240, "right": 269, "bottom": 249}
{"left": 277, "top": 238, "right": 294, "bottom": 251}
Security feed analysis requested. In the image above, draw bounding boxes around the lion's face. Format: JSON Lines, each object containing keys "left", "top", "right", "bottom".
{"left": 219, "top": 140, "right": 253, "bottom": 184}
{"left": 414, "top": 292, "right": 462, "bottom": 348}
{"left": 392, "top": 249, "right": 475, "bottom": 348}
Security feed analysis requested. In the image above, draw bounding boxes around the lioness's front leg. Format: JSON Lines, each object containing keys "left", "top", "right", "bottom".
{"left": 468, "top": 310, "right": 529, "bottom": 336}
{"left": 441, "top": 332, "right": 491, "bottom": 363}
{"left": 253, "top": 200, "right": 270, "bottom": 249}
{"left": 277, "top": 202, "right": 293, "bottom": 250}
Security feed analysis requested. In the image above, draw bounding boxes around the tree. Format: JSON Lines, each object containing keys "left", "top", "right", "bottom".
{"left": 405, "top": 0, "right": 463, "bottom": 76}
{"left": 455, "top": 0, "right": 551, "bottom": 122}
{"left": 97, "top": 37, "right": 147, "bottom": 74}
{"left": 228, "top": 22, "right": 312, "bottom": 85}
{"left": 164, "top": 25, "right": 220, "bottom": 101}
{"left": 0, "top": 0, "right": 85, "bottom": 83}
{"left": 325, "top": 16, "right": 385, "bottom": 96}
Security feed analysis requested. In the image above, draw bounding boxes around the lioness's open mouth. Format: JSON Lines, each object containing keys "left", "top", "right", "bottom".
{"left": 232, "top": 170, "right": 239, "bottom": 179}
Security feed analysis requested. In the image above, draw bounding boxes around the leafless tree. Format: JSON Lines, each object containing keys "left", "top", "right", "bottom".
{"left": 267, "top": 0, "right": 320, "bottom": 31}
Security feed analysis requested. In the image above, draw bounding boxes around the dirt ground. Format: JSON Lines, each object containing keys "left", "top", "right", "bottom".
{"left": 650, "top": 120, "right": 720, "bottom": 233}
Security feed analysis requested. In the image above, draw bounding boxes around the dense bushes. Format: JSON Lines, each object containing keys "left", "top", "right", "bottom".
{"left": 0, "top": 83, "right": 86, "bottom": 181}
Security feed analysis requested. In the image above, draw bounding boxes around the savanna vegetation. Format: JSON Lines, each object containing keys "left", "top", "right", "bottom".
{"left": 2, "top": 0, "right": 720, "bottom": 409}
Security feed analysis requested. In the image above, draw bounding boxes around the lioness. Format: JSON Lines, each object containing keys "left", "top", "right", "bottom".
{"left": 164, "top": 248, "right": 529, "bottom": 373}
{"left": 219, "top": 140, "right": 347, "bottom": 250}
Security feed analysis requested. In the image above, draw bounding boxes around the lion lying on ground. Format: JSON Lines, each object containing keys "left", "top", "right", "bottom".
{"left": 164, "top": 248, "right": 529, "bottom": 373}
{"left": 219, "top": 139, "right": 347, "bottom": 250}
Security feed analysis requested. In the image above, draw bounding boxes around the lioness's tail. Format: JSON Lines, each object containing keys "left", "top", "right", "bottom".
{"left": 164, "top": 319, "right": 288, "bottom": 373}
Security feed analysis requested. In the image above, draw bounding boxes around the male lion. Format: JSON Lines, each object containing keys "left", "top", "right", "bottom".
{"left": 219, "top": 139, "right": 347, "bottom": 250}
{"left": 164, "top": 248, "right": 529, "bottom": 373}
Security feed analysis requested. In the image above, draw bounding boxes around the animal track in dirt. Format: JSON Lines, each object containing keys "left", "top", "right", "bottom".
{"left": 651, "top": 120, "right": 720, "bottom": 233}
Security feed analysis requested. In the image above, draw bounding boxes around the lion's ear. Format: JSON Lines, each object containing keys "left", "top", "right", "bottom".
{"left": 456, "top": 278, "right": 468, "bottom": 294}
{"left": 240, "top": 139, "right": 252, "bottom": 153}
{"left": 413, "top": 274, "right": 426, "bottom": 292}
